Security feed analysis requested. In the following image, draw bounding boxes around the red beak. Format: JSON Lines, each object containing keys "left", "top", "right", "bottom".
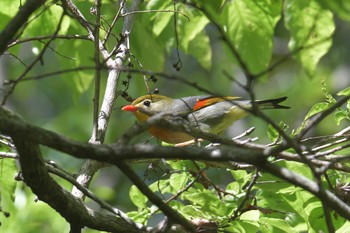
{"left": 122, "top": 105, "right": 138, "bottom": 112}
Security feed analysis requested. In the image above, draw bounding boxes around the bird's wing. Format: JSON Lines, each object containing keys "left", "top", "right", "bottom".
{"left": 193, "top": 96, "right": 240, "bottom": 111}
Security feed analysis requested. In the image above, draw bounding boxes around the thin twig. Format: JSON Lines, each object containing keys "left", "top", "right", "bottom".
{"left": 298, "top": 95, "right": 350, "bottom": 138}
{"left": 1, "top": 11, "right": 66, "bottom": 105}
{"left": 172, "top": 1, "right": 182, "bottom": 71}
{"left": 102, "top": 0, "right": 126, "bottom": 46}
{"left": 117, "top": 161, "right": 196, "bottom": 232}
{"left": 91, "top": 0, "right": 102, "bottom": 142}
{"left": 7, "top": 35, "right": 89, "bottom": 48}
{"left": 231, "top": 169, "right": 259, "bottom": 220}
{"left": 164, "top": 167, "right": 207, "bottom": 205}
{"left": 46, "top": 162, "right": 150, "bottom": 231}
{"left": 121, "top": 9, "right": 190, "bottom": 21}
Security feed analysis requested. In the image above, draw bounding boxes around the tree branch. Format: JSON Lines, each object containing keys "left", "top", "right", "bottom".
{"left": 0, "top": 0, "right": 47, "bottom": 54}
{"left": 3, "top": 112, "right": 148, "bottom": 232}
{"left": 1, "top": 106, "right": 350, "bottom": 222}
{"left": 69, "top": 0, "right": 141, "bottom": 199}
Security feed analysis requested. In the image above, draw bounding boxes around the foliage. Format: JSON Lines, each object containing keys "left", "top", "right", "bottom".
{"left": 0, "top": 0, "right": 350, "bottom": 232}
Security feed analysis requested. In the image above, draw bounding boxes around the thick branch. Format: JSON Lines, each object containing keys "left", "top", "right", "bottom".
{"left": 1, "top": 106, "right": 350, "bottom": 222}
{"left": 3, "top": 111, "right": 147, "bottom": 232}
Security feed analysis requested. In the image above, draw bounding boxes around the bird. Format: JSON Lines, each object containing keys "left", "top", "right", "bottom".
{"left": 122, "top": 94, "right": 289, "bottom": 144}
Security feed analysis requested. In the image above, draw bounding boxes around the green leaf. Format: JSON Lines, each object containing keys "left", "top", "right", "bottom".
{"left": 267, "top": 124, "right": 279, "bottom": 142}
{"left": 228, "top": 170, "right": 251, "bottom": 193}
{"left": 223, "top": 0, "right": 282, "bottom": 74}
{"left": 305, "top": 204, "right": 324, "bottom": 232}
{"left": 0, "top": 158, "right": 17, "bottom": 201}
{"left": 26, "top": 5, "right": 68, "bottom": 38}
{"left": 305, "top": 198, "right": 346, "bottom": 231}
{"left": 127, "top": 209, "right": 150, "bottom": 224}
{"left": 71, "top": 71, "right": 94, "bottom": 94}
{"left": 175, "top": 11, "right": 211, "bottom": 69}
{"left": 256, "top": 190, "right": 300, "bottom": 220}
{"left": 150, "top": 6, "right": 173, "bottom": 36}
{"left": 334, "top": 109, "right": 349, "bottom": 125}
{"left": 240, "top": 210, "right": 260, "bottom": 221}
{"left": 168, "top": 199, "right": 185, "bottom": 211}
{"left": 188, "top": 31, "right": 212, "bottom": 69}
{"left": 0, "top": 0, "right": 20, "bottom": 17}
{"left": 337, "top": 220, "right": 350, "bottom": 233}
{"left": 304, "top": 102, "right": 330, "bottom": 120}
{"left": 0, "top": 13, "right": 10, "bottom": 32}
{"left": 226, "top": 182, "right": 241, "bottom": 195}
{"left": 227, "top": 220, "right": 260, "bottom": 233}
{"left": 281, "top": 190, "right": 315, "bottom": 222}
{"left": 181, "top": 205, "right": 205, "bottom": 219}
{"left": 284, "top": 0, "right": 335, "bottom": 77}
{"left": 166, "top": 160, "right": 202, "bottom": 171}
{"left": 149, "top": 179, "right": 173, "bottom": 195}
{"left": 129, "top": 185, "right": 148, "bottom": 208}
{"left": 317, "top": 0, "right": 350, "bottom": 21}
{"left": 337, "top": 86, "right": 350, "bottom": 96}
{"left": 180, "top": 15, "right": 209, "bottom": 52}
{"left": 278, "top": 160, "right": 314, "bottom": 180}
{"left": 169, "top": 172, "right": 188, "bottom": 190}
{"left": 152, "top": 12, "right": 173, "bottom": 37}
{"left": 230, "top": 170, "right": 248, "bottom": 182}
{"left": 131, "top": 15, "right": 165, "bottom": 71}
{"left": 194, "top": 0, "right": 227, "bottom": 16}
{"left": 259, "top": 217, "right": 298, "bottom": 233}
{"left": 184, "top": 189, "right": 228, "bottom": 216}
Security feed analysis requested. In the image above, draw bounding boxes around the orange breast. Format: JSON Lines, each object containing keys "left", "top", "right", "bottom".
{"left": 133, "top": 110, "right": 194, "bottom": 143}
{"left": 148, "top": 126, "right": 194, "bottom": 144}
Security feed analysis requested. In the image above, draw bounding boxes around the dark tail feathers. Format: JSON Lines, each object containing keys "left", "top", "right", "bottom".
{"left": 255, "top": 97, "right": 290, "bottom": 110}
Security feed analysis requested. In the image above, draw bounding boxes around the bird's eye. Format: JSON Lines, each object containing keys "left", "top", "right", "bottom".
{"left": 143, "top": 100, "right": 151, "bottom": 107}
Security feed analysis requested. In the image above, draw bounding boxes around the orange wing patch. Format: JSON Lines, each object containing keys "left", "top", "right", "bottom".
{"left": 193, "top": 96, "right": 240, "bottom": 111}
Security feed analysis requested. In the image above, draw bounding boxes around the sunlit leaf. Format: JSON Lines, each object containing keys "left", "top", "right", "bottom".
{"left": 129, "top": 185, "right": 148, "bottom": 208}
{"left": 304, "top": 102, "right": 330, "bottom": 120}
{"left": 260, "top": 217, "right": 298, "bottom": 233}
{"left": 188, "top": 31, "right": 212, "bottom": 69}
{"left": 180, "top": 15, "right": 209, "bottom": 52}
{"left": 267, "top": 124, "right": 279, "bottom": 142}
{"left": 150, "top": 6, "right": 173, "bottom": 36}
{"left": 169, "top": 172, "right": 188, "bottom": 190}
{"left": 0, "top": 159, "right": 17, "bottom": 201}
{"left": 240, "top": 210, "right": 260, "bottom": 221}
{"left": 184, "top": 190, "right": 228, "bottom": 216}
{"left": 223, "top": 0, "right": 282, "bottom": 74}
{"left": 284, "top": 0, "right": 335, "bottom": 76}
{"left": 0, "top": 0, "right": 20, "bottom": 17}
{"left": 226, "top": 220, "right": 260, "bottom": 232}
{"left": 194, "top": 0, "right": 226, "bottom": 16}
{"left": 127, "top": 209, "right": 150, "bottom": 224}
{"left": 337, "top": 86, "right": 350, "bottom": 96}
{"left": 181, "top": 205, "right": 205, "bottom": 219}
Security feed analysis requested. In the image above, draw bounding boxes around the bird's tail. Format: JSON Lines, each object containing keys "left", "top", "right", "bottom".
{"left": 255, "top": 97, "right": 290, "bottom": 110}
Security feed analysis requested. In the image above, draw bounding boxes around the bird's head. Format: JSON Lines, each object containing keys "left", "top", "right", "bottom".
{"left": 122, "top": 94, "right": 173, "bottom": 122}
